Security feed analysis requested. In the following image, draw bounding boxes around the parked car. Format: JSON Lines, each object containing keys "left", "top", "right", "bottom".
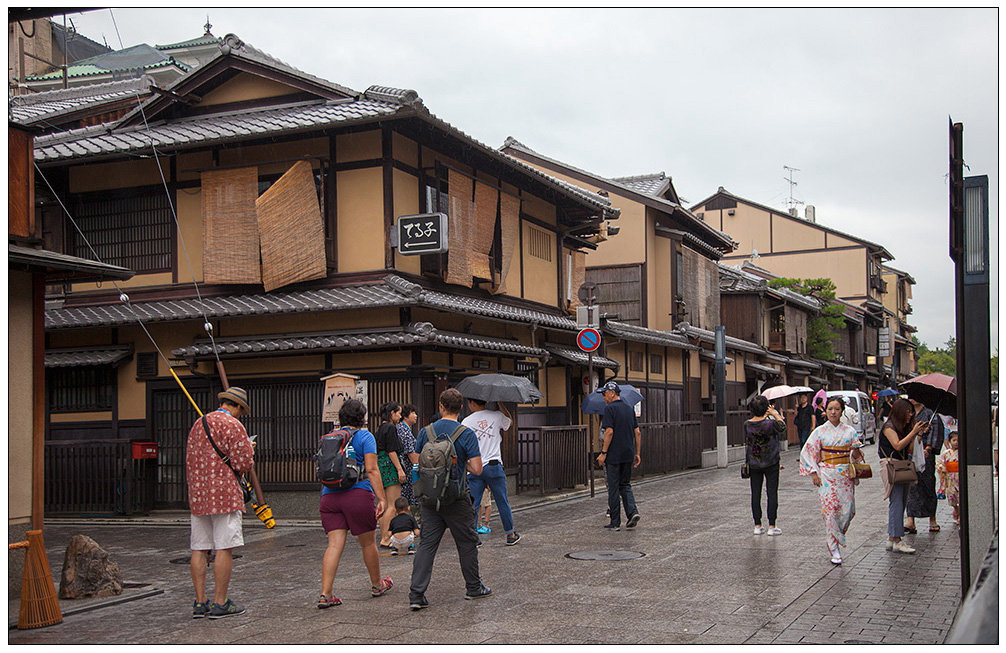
{"left": 827, "top": 390, "right": 877, "bottom": 444}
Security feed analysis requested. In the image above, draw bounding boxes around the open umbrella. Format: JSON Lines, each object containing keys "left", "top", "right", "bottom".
{"left": 454, "top": 373, "right": 542, "bottom": 404}
{"left": 761, "top": 385, "right": 813, "bottom": 400}
{"left": 580, "top": 383, "right": 644, "bottom": 415}
{"left": 876, "top": 388, "right": 900, "bottom": 398}
{"left": 900, "top": 372, "right": 957, "bottom": 418}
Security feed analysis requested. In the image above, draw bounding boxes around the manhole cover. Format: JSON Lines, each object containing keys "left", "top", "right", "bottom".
{"left": 169, "top": 554, "right": 243, "bottom": 565}
{"left": 565, "top": 550, "right": 645, "bottom": 561}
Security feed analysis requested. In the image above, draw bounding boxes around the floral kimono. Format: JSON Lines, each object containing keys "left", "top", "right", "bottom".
{"left": 799, "top": 421, "right": 862, "bottom": 559}
{"left": 935, "top": 448, "right": 959, "bottom": 508}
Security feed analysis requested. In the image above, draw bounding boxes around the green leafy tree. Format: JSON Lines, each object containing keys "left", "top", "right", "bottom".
{"left": 992, "top": 349, "right": 998, "bottom": 384}
{"left": 916, "top": 337, "right": 957, "bottom": 376}
{"left": 767, "top": 277, "right": 845, "bottom": 361}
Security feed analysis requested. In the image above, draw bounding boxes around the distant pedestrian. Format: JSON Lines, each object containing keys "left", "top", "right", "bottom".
{"left": 397, "top": 404, "right": 421, "bottom": 525}
{"left": 409, "top": 388, "right": 489, "bottom": 611}
{"left": 799, "top": 396, "right": 866, "bottom": 565}
{"left": 477, "top": 492, "right": 492, "bottom": 534}
{"left": 905, "top": 399, "right": 944, "bottom": 534}
{"left": 812, "top": 393, "right": 827, "bottom": 431}
{"left": 376, "top": 402, "right": 406, "bottom": 550}
{"left": 935, "top": 432, "right": 960, "bottom": 526}
{"left": 595, "top": 381, "right": 641, "bottom": 531}
{"left": 880, "top": 398, "right": 927, "bottom": 554}
{"left": 462, "top": 397, "right": 520, "bottom": 545}
{"left": 794, "top": 393, "right": 814, "bottom": 448}
{"left": 186, "top": 387, "right": 255, "bottom": 619}
{"left": 745, "top": 395, "right": 785, "bottom": 537}
{"left": 388, "top": 497, "right": 419, "bottom": 556}
{"left": 317, "top": 399, "right": 393, "bottom": 608}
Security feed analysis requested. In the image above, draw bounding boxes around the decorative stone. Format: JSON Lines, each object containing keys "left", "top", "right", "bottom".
{"left": 58, "top": 535, "right": 122, "bottom": 599}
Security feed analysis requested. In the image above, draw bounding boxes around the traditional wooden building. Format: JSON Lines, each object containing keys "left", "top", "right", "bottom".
{"left": 27, "top": 34, "right": 623, "bottom": 508}
{"left": 881, "top": 265, "right": 918, "bottom": 382}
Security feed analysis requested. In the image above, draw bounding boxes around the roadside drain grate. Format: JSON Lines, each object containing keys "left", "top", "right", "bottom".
{"left": 565, "top": 550, "right": 645, "bottom": 561}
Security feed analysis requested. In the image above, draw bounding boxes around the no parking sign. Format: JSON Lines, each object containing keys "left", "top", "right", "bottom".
{"left": 577, "top": 327, "right": 601, "bottom": 353}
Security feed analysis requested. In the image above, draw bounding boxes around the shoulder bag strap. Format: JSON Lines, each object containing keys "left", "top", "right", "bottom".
{"left": 448, "top": 423, "right": 468, "bottom": 443}
{"left": 202, "top": 415, "right": 241, "bottom": 481}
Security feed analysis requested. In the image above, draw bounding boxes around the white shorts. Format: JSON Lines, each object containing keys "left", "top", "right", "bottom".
{"left": 190, "top": 511, "right": 244, "bottom": 551}
{"left": 390, "top": 532, "right": 414, "bottom": 551}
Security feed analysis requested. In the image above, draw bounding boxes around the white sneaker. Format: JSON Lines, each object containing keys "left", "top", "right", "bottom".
{"left": 885, "top": 540, "right": 893, "bottom": 551}
{"left": 753, "top": 526, "right": 766, "bottom": 535}
{"left": 892, "top": 540, "right": 916, "bottom": 554}
{"left": 766, "top": 527, "right": 782, "bottom": 536}
{"left": 830, "top": 556, "right": 843, "bottom": 565}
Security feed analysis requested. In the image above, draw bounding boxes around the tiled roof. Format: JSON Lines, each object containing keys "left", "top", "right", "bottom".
{"left": 609, "top": 172, "right": 670, "bottom": 197}
{"left": 46, "top": 275, "right": 580, "bottom": 333}
{"left": 26, "top": 44, "right": 189, "bottom": 82}
{"left": 744, "top": 361, "right": 781, "bottom": 376}
{"left": 45, "top": 345, "right": 132, "bottom": 368}
{"left": 156, "top": 34, "right": 222, "bottom": 50}
{"left": 10, "top": 77, "right": 154, "bottom": 126}
{"left": 33, "top": 96, "right": 403, "bottom": 163}
{"left": 172, "top": 322, "right": 546, "bottom": 360}
{"left": 718, "top": 264, "right": 821, "bottom": 312}
{"left": 603, "top": 320, "right": 700, "bottom": 351}
{"left": 675, "top": 322, "right": 766, "bottom": 356}
{"left": 544, "top": 344, "right": 620, "bottom": 370}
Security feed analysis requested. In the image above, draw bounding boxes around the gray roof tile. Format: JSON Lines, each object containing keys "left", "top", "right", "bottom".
{"left": 603, "top": 320, "right": 700, "bottom": 351}
{"left": 45, "top": 345, "right": 132, "bottom": 368}
{"left": 609, "top": 173, "right": 669, "bottom": 197}
{"left": 544, "top": 344, "right": 619, "bottom": 370}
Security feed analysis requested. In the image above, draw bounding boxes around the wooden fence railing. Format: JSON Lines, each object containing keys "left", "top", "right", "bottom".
{"left": 636, "top": 421, "right": 702, "bottom": 476}
{"left": 699, "top": 410, "right": 749, "bottom": 450}
{"left": 516, "top": 425, "right": 588, "bottom": 495}
{"left": 44, "top": 440, "right": 156, "bottom": 515}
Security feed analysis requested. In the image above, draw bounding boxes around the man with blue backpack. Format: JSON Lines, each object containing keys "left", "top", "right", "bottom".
{"left": 408, "top": 388, "right": 489, "bottom": 611}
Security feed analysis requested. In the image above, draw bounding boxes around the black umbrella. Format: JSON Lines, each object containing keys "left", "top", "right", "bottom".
{"left": 454, "top": 373, "right": 543, "bottom": 404}
{"left": 900, "top": 373, "right": 957, "bottom": 418}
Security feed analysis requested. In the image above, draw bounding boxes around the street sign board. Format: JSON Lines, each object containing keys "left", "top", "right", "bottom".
{"left": 576, "top": 305, "right": 599, "bottom": 329}
{"left": 878, "top": 327, "right": 891, "bottom": 357}
{"left": 577, "top": 327, "right": 601, "bottom": 353}
{"left": 393, "top": 213, "right": 448, "bottom": 255}
{"left": 577, "top": 281, "right": 598, "bottom": 305}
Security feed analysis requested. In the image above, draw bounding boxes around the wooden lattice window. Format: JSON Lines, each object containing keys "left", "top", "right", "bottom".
{"left": 650, "top": 353, "right": 663, "bottom": 375}
{"left": 48, "top": 366, "right": 114, "bottom": 413}
{"left": 528, "top": 226, "right": 553, "bottom": 262}
{"left": 629, "top": 351, "right": 645, "bottom": 372}
{"left": 72, "top": 192, "right": 173, "bottom": 273}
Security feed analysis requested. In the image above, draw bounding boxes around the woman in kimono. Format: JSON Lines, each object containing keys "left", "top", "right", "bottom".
{"left": 800, "top": 396, "right": 866, "bottom": 565}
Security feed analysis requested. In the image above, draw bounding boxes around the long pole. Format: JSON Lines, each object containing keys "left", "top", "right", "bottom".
{"left": 588, "top": 349, "right": 595, "bottom": 498}
{"left": 715, "top": 326, "right": 728, "bottom": 468}
{"left": 216, "top": 362, "right": 265, "bottom": 506}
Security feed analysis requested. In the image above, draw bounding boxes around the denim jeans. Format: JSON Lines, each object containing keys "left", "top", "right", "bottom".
{"left": 797, "top": 427, "right": 811, "bottom": 448}
{"left": 888, "top": 482, "right": 910, "bottom": 538}
{"left": 467, "top": 463, "right": 515, "bottom": 534}
{"left": 605, "top": 461, "right": 638, "bottom": 526}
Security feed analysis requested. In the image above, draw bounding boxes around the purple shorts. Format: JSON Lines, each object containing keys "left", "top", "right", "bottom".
{"left": 320, "top": 488, "right": 378, "bottom": 535}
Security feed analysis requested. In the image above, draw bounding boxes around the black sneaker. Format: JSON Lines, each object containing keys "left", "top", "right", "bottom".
{"left": 208, "top": 598, "right": 245, "bottom": 619}
{"left": 465, "top": 585, "right": 492, "bottom": 600}
{"left": 604, "top": 523, "right": 620, "bottom": 531}
{"left": 506, "top": 532, "right": 521, "bottom": 546}
{"left": 409, "top": 596, "right": 429, "bottom": 611}
{"left": 192, "top": 601, "right": 210, "bottom": 619}
{"left": 626, "top": 513, "right": 640, "bottom": 528}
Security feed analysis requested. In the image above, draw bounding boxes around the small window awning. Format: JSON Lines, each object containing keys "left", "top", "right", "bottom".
{"left": 699, "top": 350, "right": 734, "bottom": 364}
{"left": 544, "top": 344, "right": 620, "bottom": 370}
{"left": 809, "top": 375, "right": 829, "bottom": 385}
{"left": 744, "top": 362, "right": 780, "bottom": 376}
{"left": 45, "top": 344, "right": 133, "bottom": 368}
{"left": 786, "top": 358, "right": 822, "bottom": 371}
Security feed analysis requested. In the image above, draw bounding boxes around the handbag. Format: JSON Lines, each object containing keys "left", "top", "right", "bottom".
{"left": 846, "top": 450, "right": 873, "bottom": 479}
{"left": 201, "top": 415, "right": 253, "bottom": 503}
{"left": 741, "top": 463, "right": 751, "bottom": 479}
{"left": 885, "top": 457, "right": 917, "bottom": 485}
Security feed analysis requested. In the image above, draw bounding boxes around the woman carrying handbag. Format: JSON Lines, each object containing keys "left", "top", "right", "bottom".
{"left": 879, "top": 398, "right": 928, "bottom": 554}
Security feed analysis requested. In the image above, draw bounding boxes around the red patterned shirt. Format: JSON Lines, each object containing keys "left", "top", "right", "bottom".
{"left": 186, "top": 410, "right": 255, "bottom": 516}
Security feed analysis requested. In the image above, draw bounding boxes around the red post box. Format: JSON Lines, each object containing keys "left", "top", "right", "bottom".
{"left": 131, "top": 442, "right": 158, "bottom": 460}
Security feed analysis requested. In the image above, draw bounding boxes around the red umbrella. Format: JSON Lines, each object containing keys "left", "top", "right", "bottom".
{"left": 900, "top": 373, "right": 958, "bottom": 418}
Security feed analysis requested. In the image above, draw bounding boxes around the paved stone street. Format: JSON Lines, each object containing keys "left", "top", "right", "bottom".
{"left": 9, "top": 445, "right": 970, "bottom": 644}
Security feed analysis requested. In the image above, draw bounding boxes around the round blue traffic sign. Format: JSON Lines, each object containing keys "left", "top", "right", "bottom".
{"left": 577, "top": 328, "right": 601, "bottom": 353}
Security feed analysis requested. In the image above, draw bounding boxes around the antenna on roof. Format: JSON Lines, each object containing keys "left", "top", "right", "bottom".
{"left": 783, "top": 165, "right": 804, "bottom": 214}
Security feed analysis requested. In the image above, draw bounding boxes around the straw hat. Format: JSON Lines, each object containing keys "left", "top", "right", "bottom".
{"left": 218, "top": 387, "right": 250, "bottom": 414}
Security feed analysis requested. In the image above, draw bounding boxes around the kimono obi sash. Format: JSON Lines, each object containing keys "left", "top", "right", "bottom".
{"left": 820, "top": 446, "right": 851, "bottom": 467}
{"left": 945, "top": 461, "right": 959, "bottom": 473}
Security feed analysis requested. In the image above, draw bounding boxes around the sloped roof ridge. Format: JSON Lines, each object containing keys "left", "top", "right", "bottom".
{"left": 363, "top": 85, "right": 422, "bottom": 107}
{"left": 156, "top": 33, "right": 222, "bottom": 50}
{"left": 610, "top": 171, "right": 666, "bottom": 183}
{"left": 10, "top": 76, "right": 154, "bottom": 106}
{"left": 51, "top": 21, "right": 112, "bottom": 54}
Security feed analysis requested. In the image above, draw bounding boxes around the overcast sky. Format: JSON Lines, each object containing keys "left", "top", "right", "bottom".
{"left": 60, "top": 7, "right": 999, "bottom": 352}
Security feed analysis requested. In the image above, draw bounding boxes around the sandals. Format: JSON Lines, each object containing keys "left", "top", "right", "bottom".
{"left": 371, "top": 575, "right": 393, "bottom": 597}
{"left": 903, "top": 525, "right": 918, "bottom": 534}
{"left": 929, "top": 525, "right": 941, "bottom": 532}
{"left": 317, "top": 594, "right": 342, "bottom": 609}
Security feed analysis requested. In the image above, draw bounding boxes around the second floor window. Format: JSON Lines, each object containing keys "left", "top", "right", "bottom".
{"left": 72, "top": 191, "right": 173, "bottom": 273}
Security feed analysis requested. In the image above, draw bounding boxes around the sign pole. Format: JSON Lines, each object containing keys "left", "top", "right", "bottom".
{"left": 578, "top": 282, "right": 600, "bottom": 498}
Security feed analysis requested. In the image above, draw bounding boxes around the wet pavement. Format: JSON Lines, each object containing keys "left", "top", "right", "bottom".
{"left": 9, "top": 445, "right": 971, "bottom": 644}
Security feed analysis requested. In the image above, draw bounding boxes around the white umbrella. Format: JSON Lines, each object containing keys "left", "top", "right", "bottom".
{"left": 761, "top": 385, "right": 813, "bottom": 401}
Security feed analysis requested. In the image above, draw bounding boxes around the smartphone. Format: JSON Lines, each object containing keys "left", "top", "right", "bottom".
{"left": 249, "top": 434, "right": 258, "bottom": 443}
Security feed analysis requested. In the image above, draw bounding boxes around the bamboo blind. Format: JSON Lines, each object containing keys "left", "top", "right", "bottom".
{"left": 446, "top": 169, "right": 474, "bottom": 287}
{"left": 494, "top": 191, "right": 520, "bottom": 294}
{"left": 202, "top": 167, "right": 262, "bottom": 285}
{"left": 472, "top": 180, "right": 499, "bottom": 281}
{"left": 567, "top": 249, "right": 586, "bottom": 308}
{"left": 256, "top": 160, "right": 327, "bottom": 292}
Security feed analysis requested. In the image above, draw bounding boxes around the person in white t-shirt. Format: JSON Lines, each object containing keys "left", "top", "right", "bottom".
{"left": 462, "top": 398, "right": 520, "bottom": 546}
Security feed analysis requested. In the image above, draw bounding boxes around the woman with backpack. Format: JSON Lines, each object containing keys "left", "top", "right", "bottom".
{"left": 318, "top": 399, "right": 392, "bottom": 608}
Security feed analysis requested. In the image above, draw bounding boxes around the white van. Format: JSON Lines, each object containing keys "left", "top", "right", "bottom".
{"left": 827, "top": 390, "right": 877, "bottom": 444}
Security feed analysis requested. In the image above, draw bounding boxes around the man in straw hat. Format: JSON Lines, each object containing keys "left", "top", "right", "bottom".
{"left": 186, "top": 387, "right": 255, "bottom": 619}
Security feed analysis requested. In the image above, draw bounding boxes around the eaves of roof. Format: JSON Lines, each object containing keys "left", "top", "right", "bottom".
{"left": 676, "top": 323, "right": 765, "bottom": 356}
{"left": 745, "top": 361, "right": 781, "bottom": 376}
{"left": 501, "top": 137, "right": 730, "bottom": 251}
{"left": 10, "top": 77, "right": 153, "bottom": 127}
{"left": 172, "top": 322, "right": 546, "bottom": 360}
{"left": 45, "top": 344, "right": 133, "bottom": 368}
{"left": 543, "top": 344, "right": 620, "bottom": 370}
{"left": 609, "top": 172, "right": 672, "bottom": 199}
{"left": 156, "top": 34, "right": 223, "bottom": 50}
{"left": 881, "top": 265, "right": 917, "bottom": 285}
{"left": 692, "top": 187, "right": 893, "bottom": 260}
{"left": 10, "top": 244, "right": 135, "bottom": 282}
{"left": 603, "top": 320, "right": 700, "bottom": 351}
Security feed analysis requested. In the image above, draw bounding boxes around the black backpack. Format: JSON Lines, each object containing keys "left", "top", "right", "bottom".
{"left": 414, "top": 423, "right": 469, "bottom": 510}
{"left": 315, "top": 427, "right": 361, "bottom": 490}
